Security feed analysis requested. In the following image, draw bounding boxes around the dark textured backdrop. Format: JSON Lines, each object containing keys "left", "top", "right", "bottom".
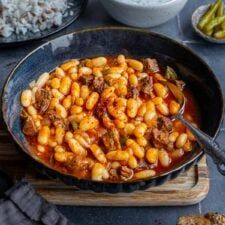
{"left": 1, "top": 0, "right": 225, "bottom": 224}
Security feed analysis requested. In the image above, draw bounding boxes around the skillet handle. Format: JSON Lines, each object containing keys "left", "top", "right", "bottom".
{"left": 175, "top": 113, "right": 225, "bottom": 176}
{"left": 206, "top": 142, "right": 225, "bottom": 176}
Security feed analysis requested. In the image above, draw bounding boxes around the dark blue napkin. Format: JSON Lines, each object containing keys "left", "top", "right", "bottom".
{"left": 0, "top": 180, "right": 75, "bottom": 225}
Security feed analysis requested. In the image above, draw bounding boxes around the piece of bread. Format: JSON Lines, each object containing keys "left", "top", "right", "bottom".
{"left": 177, "top": 215, "right": 211, "bottom": 225}
{"left": 205, "top": 212, "right": 225, "bottom": 225}
{"left": 177, "top": 213, "right": 225, "bottom": 225}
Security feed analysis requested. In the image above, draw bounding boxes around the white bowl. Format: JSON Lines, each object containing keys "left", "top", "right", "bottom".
{"left": 99, "top": 0, "right": 188, "bottom": 28}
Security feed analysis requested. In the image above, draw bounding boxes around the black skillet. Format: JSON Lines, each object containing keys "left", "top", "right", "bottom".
{"left": 2, "top": 27, "right": 224, "bottom": 193}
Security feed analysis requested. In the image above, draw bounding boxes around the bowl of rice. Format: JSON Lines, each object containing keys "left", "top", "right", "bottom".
{"left": 99, "top": 0, "right": 188, "bottom": 28}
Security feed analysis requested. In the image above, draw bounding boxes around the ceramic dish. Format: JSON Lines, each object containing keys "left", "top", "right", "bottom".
{"left": 192, "top": 4, "right": 225, "bottom": 44}
{"left": 0, "top": 0, "right": 88, "bottom": 47}
{"left": 99, "top": 0, "right": 188, "bottom": 28}
{"left": 2, "top": 27, "right": 224, "bottom": 193}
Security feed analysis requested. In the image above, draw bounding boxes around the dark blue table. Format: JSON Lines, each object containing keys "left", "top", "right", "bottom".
{"left": 1, "top": 0, "right": 225, "bottom": 224}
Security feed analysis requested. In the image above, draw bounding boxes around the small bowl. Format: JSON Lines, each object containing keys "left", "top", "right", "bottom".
{"left": 192, "top": 4, "right": 225, "bottom": 44}
{"left": 99, "top": 0, "right": 188, "bottom": 28}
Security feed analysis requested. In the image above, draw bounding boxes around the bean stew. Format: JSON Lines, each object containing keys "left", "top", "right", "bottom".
{"left": 20, "top": 55, "right": 200, "bottom": 182}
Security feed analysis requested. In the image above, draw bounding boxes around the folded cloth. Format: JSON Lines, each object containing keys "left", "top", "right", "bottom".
{"left": 0, "top": 180, "right": 75, "bottom": 225}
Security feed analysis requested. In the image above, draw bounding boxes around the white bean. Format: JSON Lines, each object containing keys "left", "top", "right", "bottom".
{"left": 36, "top": 72, "right": 49, "bottom": 88}
{"left": 21, "top": 90, "right": 32, "bottom": 107}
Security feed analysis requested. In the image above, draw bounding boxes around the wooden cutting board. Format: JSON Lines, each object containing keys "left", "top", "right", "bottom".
{"left": 0, "top": 130, "right": 209, "bottom": 206}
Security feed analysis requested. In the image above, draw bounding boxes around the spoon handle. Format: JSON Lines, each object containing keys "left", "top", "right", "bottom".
{"left": 176, "top": 113, "right": 225, "bottom": 176}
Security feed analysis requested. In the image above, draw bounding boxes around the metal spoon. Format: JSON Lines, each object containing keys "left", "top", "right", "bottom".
{"left": 170, "top": 86, "right": 225, "bottom": 175}
{"left": 175, "top": 113, "right": 225, "bottom": 175}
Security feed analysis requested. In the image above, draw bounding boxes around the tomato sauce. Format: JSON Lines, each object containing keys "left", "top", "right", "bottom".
{"left": 24, "top": 56, "right": 201, "bottom": 182}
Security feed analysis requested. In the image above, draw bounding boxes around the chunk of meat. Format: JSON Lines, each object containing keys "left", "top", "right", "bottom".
{"left": 80, "top": 74, "right": 94, "bottom": 86}
{"left": 145, "top": 128, "right": 153, "bottom": 140}
{"left": 152, "top": 139, "right": 174, "bottom": 151}
{"left": 45, "top": 110, "right": 59, "bottom": 122}
{"left": 152, "top": 140, "right": 164, "bottom": 149}
{"left": 109, "top": 166, "right": 134, "bottom": 181}
{"left": 143, "top": 58, "right": 160, "bottom": 73}
{"left": 41, "top": 117, "right": 51, "bottom": 127}
{"left": 65, "top": 155, "right": 90, "bottom": 178}
{"left": 155, "top": 117, "right": 174, "bottom": 149}
{"left": 66, "top": 155, "right": 89, "bottom": 170}
{"left": 139, "top": 75, "right": 154, "bottom": 97}
{"left": 109, "top": 168, "right": 119, "bottom": 181}
{"left": 94, "top": 100, "right": 107, "bottom": 119}
{"left": 157, "top": 116, "right": 173, "bottom": 132}
{"left": 93, "top": 77, "right": 106, "bottom": 93}
{"left": 127, "top": 86, "right": 139, "bottom": 99}
{"left": 22, "top": 117, "right": 38, "bottom": 136}
{"left": 152, "top": 128, "right": 169, "bottom": 145}
{"left": 102, "top": 127, "right": 121, "bottom": 151}
{"left": 45, "top": 110, "right": 68, "bottom": 128}
{"left": 146, "top": 125, "right": 173, "bottom": 149}
{"left": 35, "top": 88, "right": 51, "bottom": 114}
{"left": 119, "top": 166, "right": 134, "bottom": 181}
{"left": 138, "top": 160, "right": 149, "bottom": 169}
